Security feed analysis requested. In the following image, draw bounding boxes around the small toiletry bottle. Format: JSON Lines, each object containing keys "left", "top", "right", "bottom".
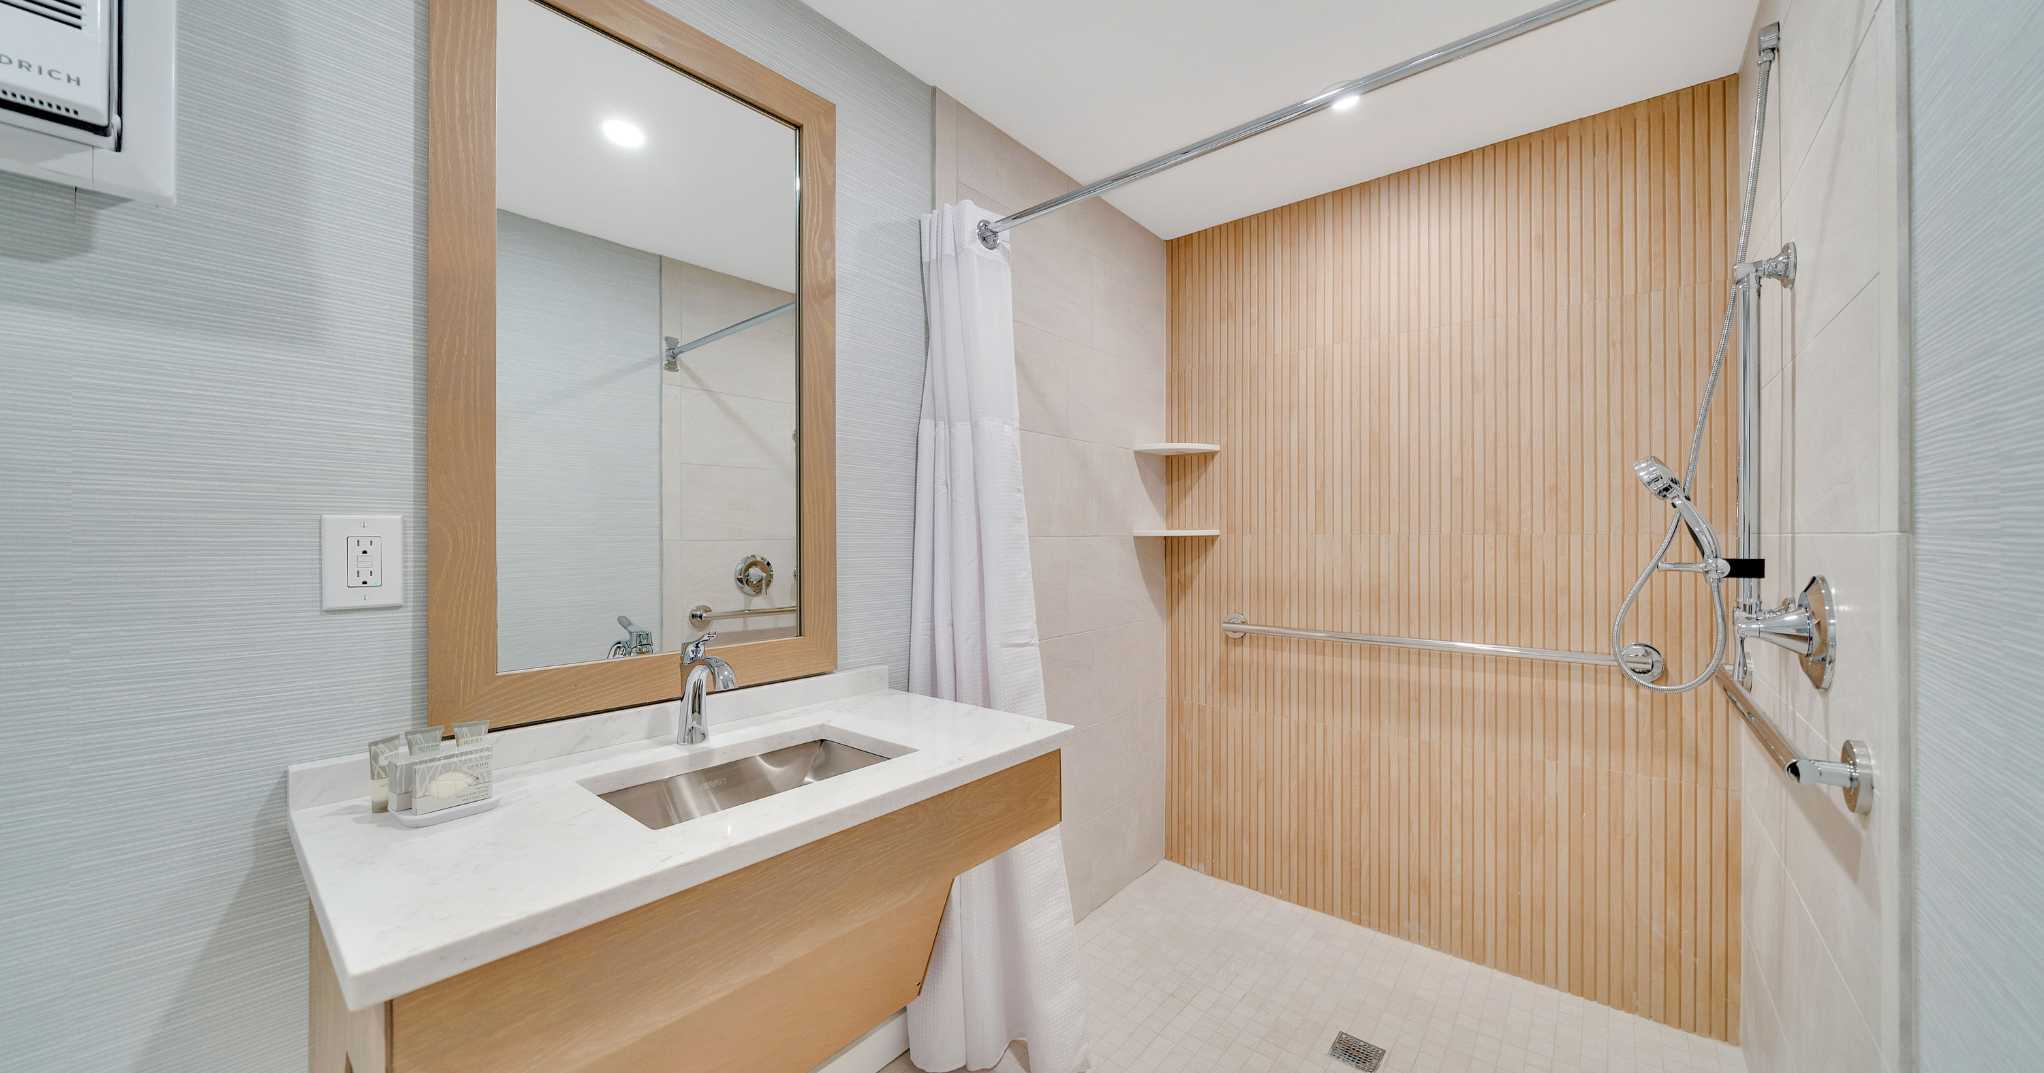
{"left": 387, "top": 751, "right": 415, "bottom": 814}
{"left": 367, "top": 734, "right": 404, "bottom": 813}
{"left": 404, "top": 727, "right": 442, "bottom": 757}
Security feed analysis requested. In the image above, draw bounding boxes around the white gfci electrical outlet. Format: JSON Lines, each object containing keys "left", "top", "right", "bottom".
{"left": 322, "top": 515, "right": 404, "bottom": 610}
{"left": 346, "top": 535, "right": 383, "bottom": 587}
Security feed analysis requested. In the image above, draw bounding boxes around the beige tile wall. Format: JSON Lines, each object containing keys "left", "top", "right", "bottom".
{"left": 932, "top": 90, "right": 1169, "bottom": 918}
{"left": 1735, "top": 1, "right": 1909, "bottom": 1071}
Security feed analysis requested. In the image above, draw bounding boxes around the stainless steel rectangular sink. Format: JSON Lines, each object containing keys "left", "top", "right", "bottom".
{"left": 598, "top": 738, "right": 892, "bottom": 830}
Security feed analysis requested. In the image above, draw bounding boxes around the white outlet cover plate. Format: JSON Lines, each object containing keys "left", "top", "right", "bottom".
{"left": 322, "top": 514, "right": 404, "bottom": 610}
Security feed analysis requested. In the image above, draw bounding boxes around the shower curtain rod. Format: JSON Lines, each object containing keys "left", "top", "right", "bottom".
{"left": 975, "top": 0, "right": 1620, "bottom": 250}
{"left": 663, "top": 299, "right": 795, "bottom": 368}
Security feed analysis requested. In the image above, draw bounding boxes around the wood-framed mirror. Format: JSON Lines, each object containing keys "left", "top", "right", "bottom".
{"left": 428, "top": 0, "right": 836, "bottom": 731}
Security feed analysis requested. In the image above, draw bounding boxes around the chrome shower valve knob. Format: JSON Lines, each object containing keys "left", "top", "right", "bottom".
{"left": 1736, "top": 576, "right": 1837, "bottom": 690}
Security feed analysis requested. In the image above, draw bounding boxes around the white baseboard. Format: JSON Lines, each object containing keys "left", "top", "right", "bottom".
{"left": 811, "top": 1010, "right": 907, "bottom": 1073}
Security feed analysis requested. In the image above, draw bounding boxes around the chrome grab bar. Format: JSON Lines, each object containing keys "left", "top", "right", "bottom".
{"left": 1714, "top": 668, "right": 1873, "bottom": 814}
{"left": 688, "top": 602, "right": 797, "bottom": 628}
{"left": 1222, "top": 612, "right": 1666, "bottom": 680}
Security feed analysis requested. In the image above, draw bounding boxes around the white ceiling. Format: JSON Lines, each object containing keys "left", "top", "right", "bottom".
{"left": 497, "top": 0, "right": 799, "bottom": 290}
{"left": 805, "top": 0, "right": 1759, "bottom": 238}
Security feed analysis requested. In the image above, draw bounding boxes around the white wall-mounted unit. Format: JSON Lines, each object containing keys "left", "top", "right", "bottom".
{"left": 0, "top": 0, "right": 119, "bottom": 144}
{"left": 0, "top": 0, "right": 176, "bottom": 202}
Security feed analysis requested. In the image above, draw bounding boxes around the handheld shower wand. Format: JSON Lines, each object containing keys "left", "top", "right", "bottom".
{"left": 1613, "top": 456, "right": 1732, "bottom": 693}
{"left": 1631, "top": 455, "right": 1724, "bottom": 566}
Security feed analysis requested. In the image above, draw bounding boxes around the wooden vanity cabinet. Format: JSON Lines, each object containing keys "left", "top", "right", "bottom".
{"left": 310, "top": 752, "right": 1061, "bottom": 1073}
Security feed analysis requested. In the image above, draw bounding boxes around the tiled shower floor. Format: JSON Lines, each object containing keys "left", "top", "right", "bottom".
{"left": 886, "top": 862, "right": 1745, "bottom": 1073}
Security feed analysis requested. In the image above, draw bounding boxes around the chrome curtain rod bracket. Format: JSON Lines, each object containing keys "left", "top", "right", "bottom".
{"left": 1222, "top": 612, "right": 1665, "bottom": 681}
{"left": 976, "top": 0, "right": 1621, "bottom": 249}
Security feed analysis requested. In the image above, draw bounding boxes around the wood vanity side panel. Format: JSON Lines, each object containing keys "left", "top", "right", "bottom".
{"left": 387, "top": 751, "right": 1061, "bottom": 1073}
{"left": 310, "top": 906, "right": 390, "bottom": 1073}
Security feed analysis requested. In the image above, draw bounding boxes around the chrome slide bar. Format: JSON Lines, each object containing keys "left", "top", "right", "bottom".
{"left": 977, "top": 0, "right": 1620, "bottom": 249}
{"left": 1715, "top": 667, "right": 1873, "bottom": 814}
{"left": 1222, "top": 612, "right": 1664, "bottom": 679}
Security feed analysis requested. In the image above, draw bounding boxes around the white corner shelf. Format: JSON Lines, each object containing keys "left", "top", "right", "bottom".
{"left": 1133, "top": 529, "right": 1221, "bottom": 538}
{"left": 1131, "top": 442, "right": 1221, "bottom": 456}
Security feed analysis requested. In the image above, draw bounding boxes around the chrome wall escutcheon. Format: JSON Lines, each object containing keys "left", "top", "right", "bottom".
{"left": 1840, "top": 739, "right": 1875, "bottom": 815}
{"left": 1620, "top": 643, "right": 1665, "bottom": 681}
{"left": 1797, "top": 575, "right": 1837, "bottom": 689}
{"left": 733, "top": 553, "right": 775, "bottom": 596}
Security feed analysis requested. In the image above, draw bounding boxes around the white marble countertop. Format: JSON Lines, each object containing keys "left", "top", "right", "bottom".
{"left": 287, "top": 669, "right": 1070, "bottom": 1009}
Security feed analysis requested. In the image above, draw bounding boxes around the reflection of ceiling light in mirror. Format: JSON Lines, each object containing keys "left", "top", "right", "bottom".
{"left": 1330, "top": 93, "right": 1362, "bottom": 113}
{"left": 601, "top": 118, "right": 647, "bottom": 149}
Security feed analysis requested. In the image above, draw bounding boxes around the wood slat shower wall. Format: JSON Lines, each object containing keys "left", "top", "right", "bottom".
{"left": 1163, "top": 78, "right": 1741, "bottom": 1041}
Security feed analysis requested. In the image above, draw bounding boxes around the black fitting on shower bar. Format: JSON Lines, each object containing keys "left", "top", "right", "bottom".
{"left": 1723, "top": 558, "right": 1766, "bottom": 580}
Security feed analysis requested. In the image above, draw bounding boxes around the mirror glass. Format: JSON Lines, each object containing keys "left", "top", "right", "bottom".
{"left": 495, "top": 0, "right": 800, "bottom": 674}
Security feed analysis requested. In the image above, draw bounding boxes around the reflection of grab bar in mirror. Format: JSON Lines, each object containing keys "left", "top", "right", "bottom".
{"left": 689, "top": 603, "right": 797, "bottom": 628}
{"left": 663, "top": 300, "right": 796, "bottom": 370}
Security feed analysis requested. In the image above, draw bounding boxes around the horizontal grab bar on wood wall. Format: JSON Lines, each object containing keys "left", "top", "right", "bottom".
{"left": 1221, "top": 612, "right": 1666, "bottom": 680}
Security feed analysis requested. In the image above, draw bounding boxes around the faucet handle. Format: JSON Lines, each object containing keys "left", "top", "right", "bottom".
{"left": 683, "top": 632, "right": 717, "bottom": 662}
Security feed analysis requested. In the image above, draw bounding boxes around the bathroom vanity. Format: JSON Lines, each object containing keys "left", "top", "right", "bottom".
{"left": 293, "top": 669, "right": 1069, "bottom": 1073}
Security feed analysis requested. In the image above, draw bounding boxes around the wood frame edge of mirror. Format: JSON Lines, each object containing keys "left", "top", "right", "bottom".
{"left": 427, "top": 0, "right": 838, "bottom": 732}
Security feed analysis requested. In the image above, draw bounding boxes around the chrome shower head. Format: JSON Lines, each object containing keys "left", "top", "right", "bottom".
{"left": 1632, "top": 455, "right": 1720, "bottom": 561}
{"left": 1633, "top": 455, "right": 1684, "bottom": 503}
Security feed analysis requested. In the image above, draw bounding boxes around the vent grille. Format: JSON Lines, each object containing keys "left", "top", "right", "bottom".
{"left": 1, "top": 0, "right": 86, "bottom": 29}
{"left": 1329, "top": 1031, "right": 1387, "bottom": 1072}
{"left": 0, "top": 85, "right": 79, "bottom": 117}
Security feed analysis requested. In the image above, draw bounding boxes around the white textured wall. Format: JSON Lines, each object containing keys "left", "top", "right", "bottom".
{"left": 932, "top": 91, "right": 1170, "bottom": 919}
{"left": 1909, "top": 1, "right": 2044, "bottom": 1069}
{"left": 496, "top": 210, "right": 664, "bottom": 671}
{"left": 0, "top": 1, "right": 929, "bottom": 1069}
{"left": 1734, "top": 0, "right": 1910, "bottom": 1070}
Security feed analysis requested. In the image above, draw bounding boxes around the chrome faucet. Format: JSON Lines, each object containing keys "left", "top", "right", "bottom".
{"left": 679, "top": 633, "right": 736, "bottom": 745}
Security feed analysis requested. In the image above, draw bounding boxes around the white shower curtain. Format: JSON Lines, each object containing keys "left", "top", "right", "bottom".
{"left": 906, "top": 202, "right": 1090, "bottom": 1073}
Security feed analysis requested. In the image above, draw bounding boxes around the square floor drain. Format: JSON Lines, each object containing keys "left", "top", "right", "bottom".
{"left": 1329, "top": 1030, "right": 1386, "bottom": 1071}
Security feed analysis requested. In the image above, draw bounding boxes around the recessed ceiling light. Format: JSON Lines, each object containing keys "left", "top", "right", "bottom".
{"left": 1330, "top": 93, "right": 1362, "bottom": 113}
{"left": 601, "top": 118, "right": 647, "bottom": 149}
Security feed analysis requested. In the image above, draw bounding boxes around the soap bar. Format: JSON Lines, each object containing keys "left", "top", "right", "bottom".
{"left": 409, "top": 743, "right": 493, "bottom": 815}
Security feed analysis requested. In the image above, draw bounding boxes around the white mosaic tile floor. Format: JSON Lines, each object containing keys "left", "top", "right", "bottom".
{"left": 886, "top": 862, "right": 1746, "bottom": 1073}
